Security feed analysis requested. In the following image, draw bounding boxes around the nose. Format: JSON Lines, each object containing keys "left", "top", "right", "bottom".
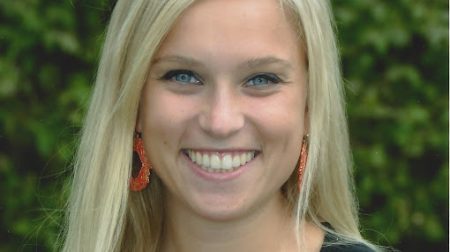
{"left": 198, "top": 85, "right": 245, "bottom": 138}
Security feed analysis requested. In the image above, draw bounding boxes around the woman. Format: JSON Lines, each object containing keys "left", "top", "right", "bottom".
{"left": 62, "top": 0, "right": 379, "bottom": 251}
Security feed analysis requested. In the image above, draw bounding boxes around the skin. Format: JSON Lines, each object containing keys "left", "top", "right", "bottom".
{"left": 137, "top": 0, "right": 324, "bottom": 251}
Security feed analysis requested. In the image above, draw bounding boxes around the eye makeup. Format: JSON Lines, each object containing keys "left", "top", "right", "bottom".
{"left": 159, "top": 69, "right": 203, "bottom": 85}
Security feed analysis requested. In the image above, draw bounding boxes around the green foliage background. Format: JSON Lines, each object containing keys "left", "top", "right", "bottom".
{"left": 0, "top": 0, "right": 447, "bottom": 251}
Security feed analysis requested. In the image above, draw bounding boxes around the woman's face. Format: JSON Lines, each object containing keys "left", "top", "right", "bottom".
{"left": 138, "top": 0, "right": 308, "bottom": 221}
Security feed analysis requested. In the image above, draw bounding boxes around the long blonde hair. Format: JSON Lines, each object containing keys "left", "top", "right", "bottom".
{"left": 62, "top": 0, "right": 377, "bottom": 251}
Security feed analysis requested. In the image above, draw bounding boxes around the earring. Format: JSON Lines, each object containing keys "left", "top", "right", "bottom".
{"left": 298, "top": 134, "right": 309, "bottom": 190}
{"left": 130, "top": 133, "right": 151, "bottom": 191}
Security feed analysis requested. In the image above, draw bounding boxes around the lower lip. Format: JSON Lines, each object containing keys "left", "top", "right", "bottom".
{"left": 182, "top": 152, "right": 254, "bottom": 181}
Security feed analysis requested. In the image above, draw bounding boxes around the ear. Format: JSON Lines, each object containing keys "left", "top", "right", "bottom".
{"left": 303, "top": 105, "right": 309, "bottom": 135}
{"left": 135, "top": 103, "right": 143, "bottom": 133}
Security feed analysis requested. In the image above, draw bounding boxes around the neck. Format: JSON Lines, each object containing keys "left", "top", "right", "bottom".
{"left": 161, "top": 192, "right": 299, "bottom": 252}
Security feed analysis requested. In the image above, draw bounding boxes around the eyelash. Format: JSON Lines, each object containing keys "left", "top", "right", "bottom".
{"left": 245, "top": 73, "right": 283, "bottom": 87}
{"left": 160, "top": 70, "right": 202, "bottom": 85}
{"left": 160, "top": 69, "right": 284, "bottom": 87}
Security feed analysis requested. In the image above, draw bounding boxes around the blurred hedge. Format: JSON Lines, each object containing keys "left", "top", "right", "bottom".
{"left": 0, "top": 0, "right": 447, "bottom": 251}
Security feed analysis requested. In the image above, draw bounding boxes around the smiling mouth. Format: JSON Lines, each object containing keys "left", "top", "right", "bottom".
{"left": 182, "top": 149, "right": 259, "bottom": 173}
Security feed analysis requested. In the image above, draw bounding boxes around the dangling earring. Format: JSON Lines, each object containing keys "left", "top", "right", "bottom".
{"left": 130, "top": 133, "right": 151, "bottom": 191}
{"left": 298, "top": 134, "right": 309, "bottom": 190}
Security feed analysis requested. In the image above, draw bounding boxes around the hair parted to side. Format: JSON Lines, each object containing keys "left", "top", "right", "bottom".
{"left": 62, "top": 0, "right": 378, "bottom": 251}
{"left": 61, "top": 1, "right": 195, "bottom": 251}
{"left": 279, "top": 1, "right": 378, "bottom": 250}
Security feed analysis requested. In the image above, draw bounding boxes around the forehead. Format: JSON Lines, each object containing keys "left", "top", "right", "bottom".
{"left": 177, "top": 0, "right": 290, "bottom": 32}
{"left": 155, "top": 0, "right": 303, "bottom": 64}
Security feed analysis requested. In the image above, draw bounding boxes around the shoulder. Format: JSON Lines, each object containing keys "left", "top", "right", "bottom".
{"left": 320, "top": 232, "right": 375, "bottom": 252}
{"left": 320, "top": 242, "right": 375, "bottom": 252}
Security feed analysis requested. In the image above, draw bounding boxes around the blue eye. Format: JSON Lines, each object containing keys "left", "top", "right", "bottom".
{"left": 161, "top": 70, "right": 201, "bottom": 85}
{"left": 246, "top": 73, "right": 282, "bottom": 87}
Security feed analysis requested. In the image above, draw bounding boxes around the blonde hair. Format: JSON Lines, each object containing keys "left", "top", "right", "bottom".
{"left": 62, "top": 0, "right": 378, "bottom": 251}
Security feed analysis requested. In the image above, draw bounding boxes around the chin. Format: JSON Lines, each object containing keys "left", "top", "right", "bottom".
{"left": 187, "top": 193, "right": 255, "bottom": 222}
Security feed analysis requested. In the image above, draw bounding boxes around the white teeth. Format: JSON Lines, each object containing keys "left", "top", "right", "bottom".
{"left": 202, "top": 153, "right": 210, "bottom": 168}
{"left": 195, "top": 152, "right": 201, "bottom": 165}
{"left": 222, "top": 155, "right": 232, "bottom": 170}
{"left": 232, "top": 155, "right": 240, "bottom": 167}
{"left": 187, "top": 150, "right": 257, "bottom": 172}
{"left": 240, "top": 153, "right": 246, "bottom": 165}
{"left": 210, "top": 154, "right": 220, "bottom": 169}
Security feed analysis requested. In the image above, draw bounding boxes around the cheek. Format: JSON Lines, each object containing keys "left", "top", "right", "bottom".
{"left": 246, "top": 91, "right": 306, "bottom": 144}
{"left": 142, "top": 84, "right": 189, "bottom": 122}
{"left": 139, "top": 85, "right": 197, "bottom": 150}
{"left": 245, "top": 93, "right": 305, "bottom": 190}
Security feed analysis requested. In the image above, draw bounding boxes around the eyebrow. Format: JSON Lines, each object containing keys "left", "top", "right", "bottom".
{"left": 244, "top": 56, "right": 293, "bottom": 70}
{"left": 152, "top": 55, "right": 293, "bottom": 70}
{"left": 152, "top": 55, "right": 203, "bottom": 67}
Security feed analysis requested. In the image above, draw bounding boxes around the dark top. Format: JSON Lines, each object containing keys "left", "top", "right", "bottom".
{"left": 320, "top": 223, "right": 375, "bottom": 252}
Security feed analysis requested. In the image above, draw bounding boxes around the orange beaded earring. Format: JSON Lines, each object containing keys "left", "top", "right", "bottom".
{"left": 297, "top": 135, "right": 309, "bottom": 190}
{"left": 130, "top": 133, "right": 151, "bottom": 191}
